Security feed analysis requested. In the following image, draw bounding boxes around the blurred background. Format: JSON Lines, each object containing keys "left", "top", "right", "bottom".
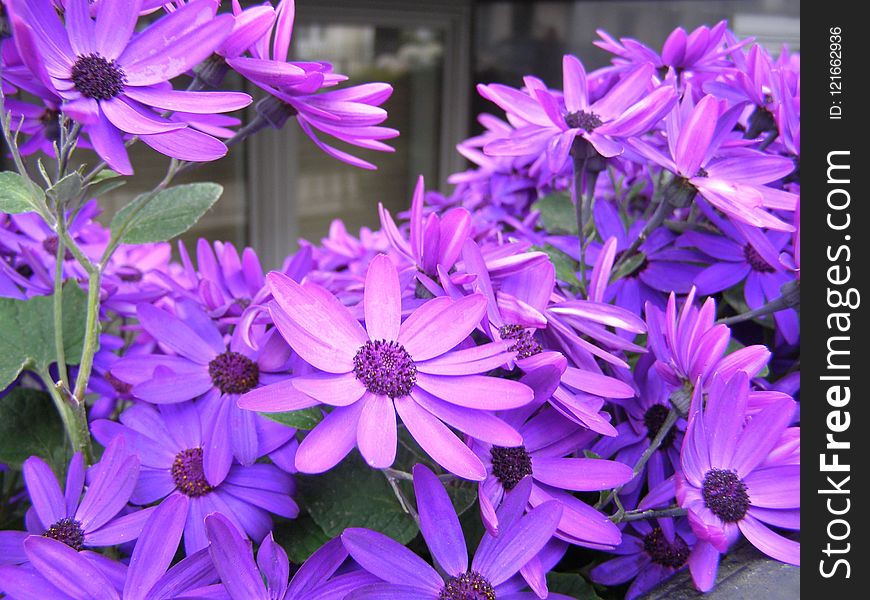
{"left": 13, "top": 0, "right": 800, "bottom": 268}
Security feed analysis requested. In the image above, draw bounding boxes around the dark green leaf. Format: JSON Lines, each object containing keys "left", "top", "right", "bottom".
{"left": 0, "top": 389, "right": 67, "bottom": 469}
{"left": 273, "top": 513, "right": 332, "bottom": 563}
{"left": 0, "top": 171, "right": 43, "bottom": 214}
{"left": 260, "top": 407, "right": 323, "bottom": 431}
{"left": 296, "top": 452, "right": 419, "bottom": 544}
{"left": 610, "top": 252, "right": 646, "bottom": 282}
{"left": 84, "top": 170, "right": 125, "bottom": 199}
{"left": 546, "top": 572, "right": 603, "bottom": 599}
{"left": 46, "top": 172, "right": 83, "bottom": 205}
{"left": 534, "top": 244, "right": 582, "bottom": 290}
{"left": 533, "top": 192, "right": 577, "bottom": 235}
{"left": 0, "top": 282, "right": 90, "bottom": 389}
{"left": 111, "top": 182, "right": 223, "bottom": 244}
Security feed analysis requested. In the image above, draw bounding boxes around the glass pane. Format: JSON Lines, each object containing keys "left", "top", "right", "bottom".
{"left": 290, "top": 23, "right": 445, "bottom": 243}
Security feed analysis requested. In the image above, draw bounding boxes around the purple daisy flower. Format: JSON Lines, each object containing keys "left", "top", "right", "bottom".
{"left": 342, "top": 464, "right": 568, "bottom": 600}
{"left": 479, "top": 56, "right": 677, "bottom": 171}
{"left": 113, "top": 299, "right": 291, "bottom": 484}
{"left": 240, "top": 254, "right": 534, "bottom": 480}
{"left": 471, "top": 404, "right": 632, "bottom": 550}
{"left": 205, "top": 514, "right": 378, "bottom": 600}
{"left": 0, "top": 494, "right": 222, "bottom": 600}
{"left": 676, "top": 373, "right": 799, "bottom": 591}
{"left": 0, "top": 437, "right": 143, "bottom": 567}
{"left": 91, "top": 401, "right": 299, "bottom": 554}
{"left": 10, "top": 0, "right": 252, "bottom": 174}
{"left": 678, "top": 206, "right": 798, "bottom": 344}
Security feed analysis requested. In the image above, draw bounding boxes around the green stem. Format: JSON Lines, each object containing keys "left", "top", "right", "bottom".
{"left": 53, "top": 221, "right": 69, "bottom": 390}
{"left": 615, "top": 506, "right": 688, "bottom": 523}
{"left": 612, "top": 195, "right": 672, "bottom": 273}
{"left": 383, "top": 471, "right": 419, "bottom": 525}
{"left": 38, "top": 368, "right": 91, "bottom": 462}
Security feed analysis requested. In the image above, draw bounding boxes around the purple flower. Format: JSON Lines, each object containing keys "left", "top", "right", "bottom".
{"left": 590, "top": 517, "right": 695, "bottom": 599}
{"left": 240, "top": 254, "right": 535, "bottom": 480}
{"left": 678, "top": 206, "right": 798, "bottom": 344}
{"left": 113, "top": 299, "right": 292, "bottom": 484}
{"left": 10, "top": 0, "right": 252, "bottom": 173}
{"left": 0, "top": 494, "right": 222, "bottom": 600}
{"left": 342, "top": 464, "right": 567, "bottom": 600}
{"left": 471, "top": 405, "right": 631, "bottom": 550}
{"left": 205, "top": 514, "right": 377, "bottom": 599}
{"left": 629, "top": 92, "right": 796, "bottom": 231}
{"left": 676, "top": 373, "right": 799, "bottom": 591}
{"left": 479, "top": 56, "right": 677, "bottom": 171}
{"left": 91, "top": 401, "right": 298, "bottom": 554}
{"left": 0, "top": 437, "right": 142, "bottom": 567}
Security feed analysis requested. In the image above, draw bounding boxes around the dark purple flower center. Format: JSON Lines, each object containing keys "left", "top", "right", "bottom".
{"left": 643, "top": 527, "right": 690, "bottom": 569}
{"left": 104, "top": 371, "right": 132, "bottom": 395}
{"left": 440, "top": 571, "right": 496, "bottom": 600}
{"left": 702, "top": 468, "right": 750, "bottom": 523}
{"left": 353, "top": 340, "right": 417, "bottom": 398}
{"left": 208, "top": 351, "right": 259, "bottom": 395}
{"left": 42, "top": 235, "right": 73, "bottom": 260}
{"left": 643, "top": 404, "right": 676, "bottom": 449}
{"left": 172, "top": 447, "right": 214, "bottom": 497}
{"left": 116, "top": 266, "right": 143, "bottom": 282}
{"left": 565, "top": 110, "right": 603, "bottom": 131}
{"left": 490, "top": 445, "right": 533, "bottom": 490}
{"left": 43, "top": 517, "right": 85, "bottom": 551}
{"left": 498, "top": 324, "right": 542, "bottom": 359}
{"left": 743, "top": 244, "right": 775, "bottom": 273}
{"left": 71, "top": 53, "right": 126, "bottom": 100}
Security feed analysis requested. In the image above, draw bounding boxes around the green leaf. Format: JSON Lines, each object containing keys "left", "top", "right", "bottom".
{"left": 273, "top": 513, "right": 332, "bottom": 563}
{"left": 111, "top": 182, "right": 223, "bottom": 244}
{"left": 46, "top": 172, "right": 83, "bottom": 205}
{"left": 0, "top": 282, "right": 90, "bottom": 389}
{"left": 610, "top": 252, "right": 646, "bottom": 282}
{"left": 0, "top": 388, "right": 67, "bottom": 469}
{"left": 0, "top": 171, "right": 44, "bottom": 214}
{"left": 532, "top": 192, "right": 577, "bottom": 235}
{"left": 296, "top": 452, "right": 419, "bottom": 544}
{"left": 260, "top": 407, "right": 323, "bottom": 431}
{"left": 545, "top": 572, "right": 603, "bottom": 600}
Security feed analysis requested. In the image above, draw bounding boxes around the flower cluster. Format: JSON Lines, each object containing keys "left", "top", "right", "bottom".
{"left": 1, "top": 8, "right": 798, "bottom": 600}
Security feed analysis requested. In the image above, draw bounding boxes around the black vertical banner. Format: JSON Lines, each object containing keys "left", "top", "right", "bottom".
{"left": 802, "top": 4, "right": 869, "bottom": 596}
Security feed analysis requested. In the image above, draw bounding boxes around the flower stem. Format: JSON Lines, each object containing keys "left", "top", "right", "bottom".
{"left": 612, "top": 194, "right": 671, "bottom": 272}
{"left": 716, "top": 280, "right": 799, "bottom": 326}
{"left": 53, "top": 221, "right": 69, "bottom": 391}
{"left": 615, "top": 506, "right": 688, "bottom": 523}
{"left": 383, "top": 470, "right": 420, "bottom": 525}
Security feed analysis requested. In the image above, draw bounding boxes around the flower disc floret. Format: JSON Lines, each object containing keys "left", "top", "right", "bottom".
{"left": 701, "top": 468, "right": 750, "bottom": 523}
{"left": 743, "top": 245, "right": 775, "bottom": 273}
{"left": 643, "top": 527, "right": 690, "bottom": 569}
{"left": 42, "top": 517, "right": 86, "bottom": 551}
{"left": 565, "top": 110, "right": 603, "bottom": 131}
{"left": 498, "top": 324, "right": 542, "bottom": 359}
{"left": 439, "top": 571, "right": 496, "bottom": 600}
{"left": 172, "top": 448, "right": 214, "bottom": 497}
{"left": 490, "top": 446, "right": 533, "bottom": 490}
{"left": 71, "top": 54, "right": 126, "bottom": 100}
{"left": 208, "top": 351, "right": 260, "bottom": 395}
{"left": 352, "top": 339, "right": 417, "bottom": 398}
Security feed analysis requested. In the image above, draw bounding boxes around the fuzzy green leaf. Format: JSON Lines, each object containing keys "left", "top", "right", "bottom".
{"left": 260, "top": 407, "right": 323, "bottom": 431}
{"left": 111, "top": 182, "right": 223, "bottom": 244}
{"left": 0, "top": 171, "right": 44, "bottom": 214}
{"left": 0, "top": 389, "right": 67, "bottom": 469}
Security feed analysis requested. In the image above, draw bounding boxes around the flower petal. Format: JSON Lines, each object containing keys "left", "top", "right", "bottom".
{"left": 295, "top": 402, "right": 365, "bottom": 474}
{"left": 341, "top": 528, "right": 443, "bottom": 592}
{"left": 23, "top": 537, "right": 118, "bottom": 600}
{"left": 398, "top": 294, "right": 487, "bottom": 361}
{"left": 23, "top": 456, "right": 66, "bottom": 529}
{"left": 415, "top": 373, "right": 533, "bottom": 411}
{"left": 413, "top": 464, "right": 468, "bottom": 577}
{"left": 123, "top": 495, "right": 188, "bottom": 600}
{"left": 357, "top": 394, "right": 398, "bottom": 469}
{"left": 204, "top": 513, "right": 269, "bottom": 600}
{"left": 364, "top": 254, "right": 402, "bottom": 341}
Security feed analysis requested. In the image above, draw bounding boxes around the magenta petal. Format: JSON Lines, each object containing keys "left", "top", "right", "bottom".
{"left": 287, "top": 537, "right": 347, "bottom": 595}
{"left": 531, "top": 457, "right": 633, "bottom": 492}
{"left": 137, "top": 304, "right": 217, "bottom": 364}
{"left": 94, "top": 0, "right": 141, "bottom": 59}
{"left": 562, "top": 54, "right": 588, "bottom": 112}
{"left": 0, "top": 530, "right": 28, "bottom": 566}
{"left": 688, "top": 540, "right": 720, "bottom": 592}
{"left": 132, "top": 369, "right": 213, "bottom": 404}
{"left": 416, "top": 341, "right": 514, "bottom": 376}
{"left": 415, "top": 373, "right": 533, "bottom": 411}
{"left": 23, "top": 537, "right": 119, "bottom": 600}
{"left": 229, "top": 403, "right": 259, "bottom": 466}
{"left": 731, "top": 397, "right": 795, "bottom": 477}
{"left": 398, "top": 294, "right": 487, "bottom": 361}
{"left": 738, "top": 515, "right": 799, "bottom": 565}
{"left": 590, "top": 553, "right": 647, "bottom": 586}
{"left": 292, "top": 372, "right": 367, "bottom": 407}
{"left": 357, "top": 394, "right": 398, "bottom": 469}
{"left": 363, "top": 255, "right": 401, "bottom": 341}
{"left": 123, "top": 495, "right": 188, "bottom": 600}
{"left": 124, "top": 86, "right": 251, "bottom": 114}
{"left": 411, "top": 387, "right": 522, "bottom": 446}
{"left": 295, "top": 402, "right": 364, "bottom": 474}
{"left": 139, "top": 127, "right": 228, "bottom": 162}
{"left": 64, "top": 454, "right": 86, "bottom": 516}
{"left": 83, "top": 507, "right": 154, "bottom": 547}
{"left": 76, "top": 440, "right": 139, "bottom": 532}
{"left": 204, "top": 513, "right": 269, "bottom": 600}
{"left": 341, "top": 528, "right": 443, "bottom": 592}
{"left": 238, "top": 379, "right": 320, "bottom": 413}
{"left": 561, "top": 366, "right": 635, "bottom": 398}
{"left": 743, "top": 465, "right": 800, "bottom": 509}
{"left": 101, "top": 97, "right": 186, "bottom": 135}
{"left": 675, "top": 95, "right": 719, "bottom": 176}
{"left": 88, "top": 112, "right": 133, "bottom": 175}
{"left": 396, "top": 395, "right": 486, "bottom": 481}
{"left": 413, "top": 464, "right": 468, "bottom": 577}
{"left": 23, "top": 456, "right": 66, "bottom": 529}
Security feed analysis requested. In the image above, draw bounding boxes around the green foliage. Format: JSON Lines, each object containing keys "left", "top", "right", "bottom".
{"left": 111, "top": 182, "right": 223, "bottom": 244}
{"left": 0, "top": 389, "right": 67, "bottom": 469}
{"left": 261, "top": 407, "right": 323, "bottom": 431}
{"left": 273, "top": 513, "right": 332, "bottom": 564}
{"left": 533, "top": 192, "right": 577, "bottom": 235}
{"left": 0, "top": 282, "right": 89, "bottom": 389}
{"left": 46, "top": 172, "right": 84, "bottom": 205}
{"left": 534, "top": 244, "right": 582, "bottom": 290}
{"left": 546, "top": 572, "right": 604, "bottom": 599}
{"left": 0, "top": 171, "right": 44, "bottom": 214}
